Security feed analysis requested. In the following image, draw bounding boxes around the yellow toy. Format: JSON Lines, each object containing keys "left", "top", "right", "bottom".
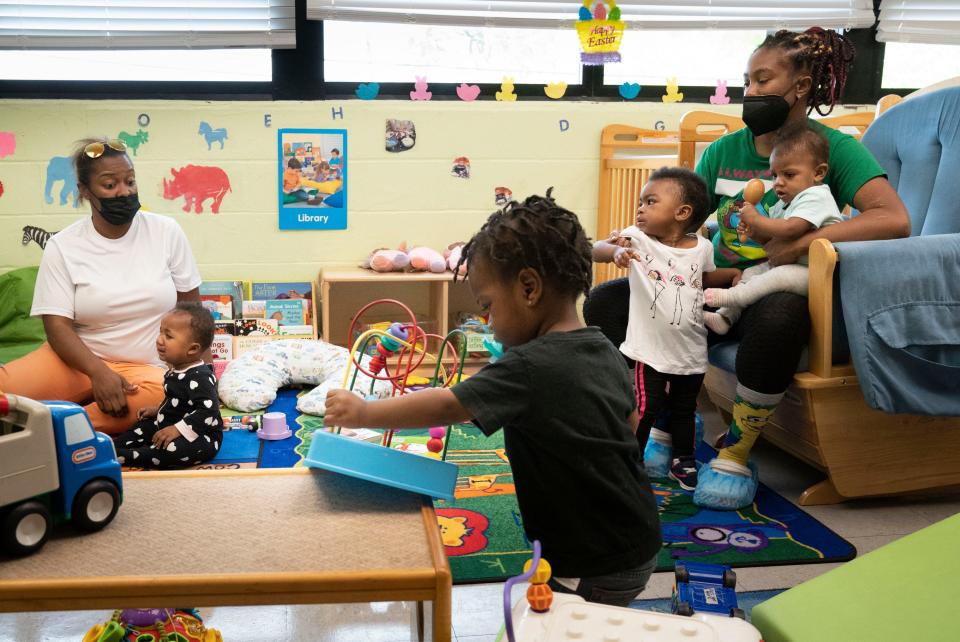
{"left": 543, "top": 82, "right": 567, "bottom": 99}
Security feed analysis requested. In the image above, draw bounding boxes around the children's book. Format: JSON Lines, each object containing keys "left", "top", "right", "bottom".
{"left": 234, "top": 318, "right": 279, "bottom": 336}
{"left": 233, "top": 335, "right": 274, "bottom": 355}
{"left": 214, "top": 321, "right": 236, "bottom": 336}
{"left": 251, "top": 281, "right": 314, "bottom": 324}
{"left": 210, "top": 336, "right": 234, "bottom": 361}
{"left": 199, "top": 281, "right": 248, "bottom": 318}
{"left": 201, "top": 295, "right": 233, "bottom": 321}
{"left": 278, "top": 324, "right": 314, "bottom": 337}
{"left": 241, "top": 300, "right": 266, "bottom": 319}
{"left": 265, "top": 299, "right": 307, "bottom": 326}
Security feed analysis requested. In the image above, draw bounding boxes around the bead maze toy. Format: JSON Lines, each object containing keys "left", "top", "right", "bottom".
{"left": 497, "top": 541, "right": 763, "bottom": 642}
{"left": 304, "top": 299, "right": 466, "bottom": 500}
{"left": 82, "top": 608, "right": 222, "bottom": 642}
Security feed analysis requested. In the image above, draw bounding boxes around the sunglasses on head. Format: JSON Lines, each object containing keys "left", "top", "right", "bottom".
{"left": 83, "top": 139, "right": 127, "bottom": 158}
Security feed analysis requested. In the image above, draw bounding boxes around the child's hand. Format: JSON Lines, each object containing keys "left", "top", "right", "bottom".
{"left": 731, "top": 268, "right": 743, "bottom": 286}
{"left": 137, "top": 405, "right": 159, "bottom": 419}
{"left": 325, "top": 389, "right": 368, "bottom": 428}
{"left": 151, "top": 425, "right": 181, "bottom": 450}
{"left": 736, "top": 220, "right": 751, "bottom": 241}
{"left": 738, "top": 202, "right": 761, "bottom": 225}
{"left": 613, "top": 246, "right": 642, "bottom": 268}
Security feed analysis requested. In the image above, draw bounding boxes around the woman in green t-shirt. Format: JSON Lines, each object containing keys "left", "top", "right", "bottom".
{"left": 584, "top": 27, "right": 910, "bottom": 511}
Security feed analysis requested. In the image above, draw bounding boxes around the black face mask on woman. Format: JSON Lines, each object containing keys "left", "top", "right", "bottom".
{"left": 94, "top": 193, "right": 141, "bottom": 226}
{"left": 742, "top": 89, "right": 799, "bottom": 137}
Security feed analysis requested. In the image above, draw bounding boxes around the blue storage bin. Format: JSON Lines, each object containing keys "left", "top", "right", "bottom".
{"left": 304, "top": 429, "right": 458, "bottom": 501}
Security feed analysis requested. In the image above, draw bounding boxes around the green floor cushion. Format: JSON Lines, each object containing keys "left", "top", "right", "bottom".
{"left": 752, "top": 513, "right": 960, "bottom": 642}
{"left": 0, "top": 266, "right": 45, "bottom": 364}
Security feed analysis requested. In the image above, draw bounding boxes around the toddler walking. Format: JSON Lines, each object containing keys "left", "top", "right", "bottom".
{"left": 593, "top": 168, "right": 739, "bottom": 489}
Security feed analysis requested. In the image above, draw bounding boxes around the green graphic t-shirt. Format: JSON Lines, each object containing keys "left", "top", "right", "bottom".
{"left": 695, "top": 118, "right": 886, "bottom": 268}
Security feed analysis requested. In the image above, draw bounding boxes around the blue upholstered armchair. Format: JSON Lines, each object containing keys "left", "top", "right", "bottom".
{"left": 702, "top": 84, "right": 960, "bottom": 506}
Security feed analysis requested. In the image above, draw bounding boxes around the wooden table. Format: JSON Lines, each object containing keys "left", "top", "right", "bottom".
{"left": 0, "top": 468, "right": 451, "bottom": 641}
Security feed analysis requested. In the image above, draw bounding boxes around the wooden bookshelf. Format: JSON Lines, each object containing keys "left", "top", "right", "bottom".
{"left": 317, "top": 265, "right": 488, "bottom": 365}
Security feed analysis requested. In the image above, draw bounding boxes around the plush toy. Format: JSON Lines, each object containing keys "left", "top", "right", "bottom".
{"left": 444, "top": 242, "right": 467, "bottom": 276}
{"left": 408, "top": 246, "right": 447, "bottom": 273}
{"left": 362, "top": 246, "right": 410, "bottom": 272}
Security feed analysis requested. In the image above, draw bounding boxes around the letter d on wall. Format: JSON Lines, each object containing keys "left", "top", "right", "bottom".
{"left": 559, "top": 119, "right": 570, "bottom": 132}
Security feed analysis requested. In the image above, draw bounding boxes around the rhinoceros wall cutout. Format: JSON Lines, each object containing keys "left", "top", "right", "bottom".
{"left": 162, "top": 165, "right": 232, "bottom": 214}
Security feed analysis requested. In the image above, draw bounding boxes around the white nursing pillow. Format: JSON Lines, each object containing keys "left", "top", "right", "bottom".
{"left": 217, "top": 339, "right": 394, "bottom": 415}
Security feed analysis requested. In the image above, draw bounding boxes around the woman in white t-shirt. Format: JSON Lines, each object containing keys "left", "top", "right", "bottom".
{"left": 0, "top": 138, "right": 203, "bottom": 433}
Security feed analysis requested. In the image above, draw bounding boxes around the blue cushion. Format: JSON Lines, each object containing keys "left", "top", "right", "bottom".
{"left": 862, "top": 86, "right": 960, "bottom": 236}
{"left": 323, "top": 190, "right": 344, "bottom": 209}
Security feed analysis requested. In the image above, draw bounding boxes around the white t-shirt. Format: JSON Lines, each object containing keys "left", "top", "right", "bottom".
{"left": 768, "top": 184, "right": 843, "bottom": 266}
{"left": 619, "top": 226, "right": 716, "bottom": 375}
{"left": 31, "top": 211, "right": 202, "bottom": 366}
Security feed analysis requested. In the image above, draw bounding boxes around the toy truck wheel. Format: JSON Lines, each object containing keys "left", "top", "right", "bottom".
{"left": 676, "top": 601, "right": 694, "bottom": 617}
{"left": 675, "top": 566, "right": 689, "bottom": 583}
{"left": 72, "top": 480, "right": 120, "bottom": 532}
{"left": 731, "top": 607, "right": 746, "bottom": 620}
{"left": 723, "top": 569, "right": 737, "bottom": 588}
{"left": 1, "top": 501, "right": 52, "bottom": 556}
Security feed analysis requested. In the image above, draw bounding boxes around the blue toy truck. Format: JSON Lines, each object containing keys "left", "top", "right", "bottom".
{"left": 673, "top": 561, "right": 745, "bottom": 619}
{"left": 0, "top": 393, "right": 123, "bottom": 556}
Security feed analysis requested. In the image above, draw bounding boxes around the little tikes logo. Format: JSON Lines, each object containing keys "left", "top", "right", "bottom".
{"left": 72, "top": 447, "right": 96, "bottom": 464}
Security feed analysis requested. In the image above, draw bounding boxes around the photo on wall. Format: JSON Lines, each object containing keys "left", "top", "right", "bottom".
{"left": 277, "top": 128, "right": 347, "bottom": 230}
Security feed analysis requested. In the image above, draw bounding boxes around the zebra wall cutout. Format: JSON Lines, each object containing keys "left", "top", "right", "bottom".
{"left": 21, "top": 225, "right": 56, "bottom": 250}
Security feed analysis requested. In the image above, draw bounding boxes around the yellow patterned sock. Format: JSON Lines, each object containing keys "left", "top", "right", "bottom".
{"left": 716, "top": 386, "right": 782, "bottom": 467}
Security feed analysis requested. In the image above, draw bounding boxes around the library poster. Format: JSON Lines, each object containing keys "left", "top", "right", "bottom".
{"left": 277, "top": 128, "right": 347, "bottom": 230}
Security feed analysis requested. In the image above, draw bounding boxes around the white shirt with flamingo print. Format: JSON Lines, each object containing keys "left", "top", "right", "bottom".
{"left": 618, "top": 226, "right": 716, "bottom": 375}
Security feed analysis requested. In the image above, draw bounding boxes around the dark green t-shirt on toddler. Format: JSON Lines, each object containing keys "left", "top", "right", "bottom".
{"left": 452, "top": 326, "right": 662, "bottom": 578}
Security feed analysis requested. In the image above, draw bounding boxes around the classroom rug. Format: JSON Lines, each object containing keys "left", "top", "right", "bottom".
{"left": 185, "top": 391, "right": 855, "bottom": 585}
{"left": 432, "top": 426, "right": 855, "bottom": 584}
{"left": 628, "top": 589, "right": 785, "bottom": 622}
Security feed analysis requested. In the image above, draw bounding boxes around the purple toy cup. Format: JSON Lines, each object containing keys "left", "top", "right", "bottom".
{"left": 257, "top": 411, "right": 292, "bottom": 440}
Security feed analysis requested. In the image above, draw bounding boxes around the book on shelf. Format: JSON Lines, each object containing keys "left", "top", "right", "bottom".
{"left": 200, "top": 295, "right": 233, "bottom": 321}
{"left": 214, "top": 321, "right": 236, "bottom": 336}
{"left": 210, "top": 336, "right": 234, "bottom": 361}
{"left": 233, "top": 335, "right": 274, "bottom": 356}
{"left": 234, "top": 318, "right": 279, "bottom": 336}
{"left": 241, "top": 300, "right": 266, "bottom": 319}
{"left": 278, "top": 324, "right": 314, "bottom": 337}
{"left": 251, "top": 281, "right": 314, "bottom": 324}
{"left": 199, "top": 280, "right": 248, "bottom": 318}
{"left": 265, "top": 299, "right": 307, "bottom": 326}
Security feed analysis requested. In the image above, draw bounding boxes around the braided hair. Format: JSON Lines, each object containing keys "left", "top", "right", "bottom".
{"left": 454, "top": 188, "right": 593, "bottom": 299}
{"left": 757, "top": 27, "right": 856, "bottom": 116}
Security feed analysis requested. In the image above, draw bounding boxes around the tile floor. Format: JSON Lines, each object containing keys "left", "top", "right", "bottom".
{"left": 2, "top": 397, "right": 958, "bottom": 641}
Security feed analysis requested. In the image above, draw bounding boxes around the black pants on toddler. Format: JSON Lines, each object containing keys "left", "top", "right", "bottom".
{"left": 113, "top": 418, "right": 221, "bottom": 470}
{"left": 548, "top": 554, "right": 658, "bottom": 607}
{"left": 634, "top": 363, "right": 704, "bottom": 458}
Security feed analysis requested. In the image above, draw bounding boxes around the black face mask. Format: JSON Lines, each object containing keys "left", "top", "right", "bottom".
{"left": 742, "top": 90, "right": 798, "bottom": 137}
{"left": 94, "top": 193, "right": 140, "bottom": 226}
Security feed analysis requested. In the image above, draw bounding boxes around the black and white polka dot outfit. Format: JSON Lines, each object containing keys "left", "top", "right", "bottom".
{"left": 113, "top": 362, "right": 223, "bottom": 469}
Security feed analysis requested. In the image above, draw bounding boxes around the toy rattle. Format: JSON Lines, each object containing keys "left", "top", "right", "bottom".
{"left": 737, "top": 178, "right": 765, "bottom": 244}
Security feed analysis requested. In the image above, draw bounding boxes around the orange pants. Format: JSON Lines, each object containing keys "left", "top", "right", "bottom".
{"left": 0, "top": 343, "right": 165, "bottom": 435}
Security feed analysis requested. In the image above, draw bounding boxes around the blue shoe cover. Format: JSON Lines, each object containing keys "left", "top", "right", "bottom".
{"left": 693, "top": 459, "right": 759, "bottom": 510}
{"left": 643, "top": 438, "right": 672, "bottom": 478}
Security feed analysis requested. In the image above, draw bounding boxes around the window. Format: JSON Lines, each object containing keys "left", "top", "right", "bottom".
{"left": 0, "top": 49, "right": 272, "bottom": 82}
{"left": 882, "top": 43, "right": 960, "bottom": 89}
{"left": 63, "top": 413, "right": 95, "bottom": 446}
{"left": 323, "top": 21, "right": 581, "bottom": 84}
{"left": 604, "top": 30, "right": 767, "bottom": 88}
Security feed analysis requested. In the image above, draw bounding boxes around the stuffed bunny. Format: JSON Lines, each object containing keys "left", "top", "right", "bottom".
{"left": 408, "top": 246, "right": 447, "bottom": 273}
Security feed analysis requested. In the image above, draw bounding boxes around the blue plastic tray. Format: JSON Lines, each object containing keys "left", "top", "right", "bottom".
{"left": 304, "top": 429, "right": 458, "bottom": 501}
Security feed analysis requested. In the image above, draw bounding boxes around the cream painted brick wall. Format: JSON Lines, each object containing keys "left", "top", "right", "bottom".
{"left": 0, "top": 99, "right": 866, "bottom": 280}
